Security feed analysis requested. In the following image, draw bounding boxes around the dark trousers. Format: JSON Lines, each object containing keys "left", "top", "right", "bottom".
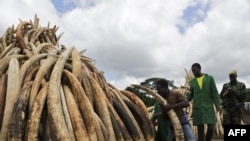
{"left": 197, "top": 124, "right": 215, "bottom": 141}
{"left": 223, "top": 109, "right": 242, "bottom": 125}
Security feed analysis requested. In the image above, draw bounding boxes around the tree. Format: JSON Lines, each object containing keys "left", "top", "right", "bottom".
{"left": 125, "top": 77, "right": 176, "bottom": 107}
{"left": 246, "top": 88, "right": 250, "bottom": 102}
{"left": 125, "top": 86, "right": 156, "bottom": 107}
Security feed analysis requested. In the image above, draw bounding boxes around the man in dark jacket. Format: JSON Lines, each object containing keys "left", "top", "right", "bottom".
{"left": 220, "top": 70, "right": 246, "bottom": 125}
{"left": 187, "top": 63, "right": 222, "bottom": 141}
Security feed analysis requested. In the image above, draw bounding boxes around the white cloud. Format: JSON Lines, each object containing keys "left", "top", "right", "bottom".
{"left": 1, "top": 0, "right": 250, "bottom": 92}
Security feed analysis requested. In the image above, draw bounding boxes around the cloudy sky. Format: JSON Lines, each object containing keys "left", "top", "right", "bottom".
{"left": 1, "top": 0, "right": 250, "bottom": 91}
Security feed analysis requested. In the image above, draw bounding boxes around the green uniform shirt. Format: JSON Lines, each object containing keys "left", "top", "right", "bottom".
{"left": 187, "top": 73, "right": 221, "bottom": 125}
{"left": 220, "top": 81, "right": 246, "bottom": 109}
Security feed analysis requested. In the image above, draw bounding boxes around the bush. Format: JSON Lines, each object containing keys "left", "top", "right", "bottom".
{"left": 246, "top": 88, "right": 250, "bottom": 102}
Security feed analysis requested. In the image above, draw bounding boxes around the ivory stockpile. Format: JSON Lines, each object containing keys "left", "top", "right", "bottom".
{"left": 0, "top": 15, "right": 155, "bottom": 141}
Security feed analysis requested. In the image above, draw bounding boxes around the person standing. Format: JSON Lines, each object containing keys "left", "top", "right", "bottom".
{"left": 152, "top": 78, "right": 196, "bottom": 141}
{"left": 187, "top": 63, "right": 222, "bottom": 141}
{"left": 220, "top": 70, "right": 247, "bottom": 125}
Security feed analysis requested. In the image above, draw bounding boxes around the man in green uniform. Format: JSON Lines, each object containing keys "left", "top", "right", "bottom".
{"left": 220, "top": 70, "right": 246, "bottom": 125}
{"left": 187, "top": 63, "right": 222, "bottom": 141}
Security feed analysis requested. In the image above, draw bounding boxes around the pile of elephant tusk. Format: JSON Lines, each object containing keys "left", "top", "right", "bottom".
{"left": 0, "top": 15, "right": 155, "bottom": 141}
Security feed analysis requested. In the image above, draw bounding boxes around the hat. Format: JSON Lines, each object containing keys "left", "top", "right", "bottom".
{"left": 228, "top": 69, "right": 237, "bottom": 75}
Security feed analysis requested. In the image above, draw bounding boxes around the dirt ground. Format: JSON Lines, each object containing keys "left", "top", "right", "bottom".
{"left": 211, "top": 136, "right": 223, "bottom": 141}
{"left": 211, "top": 135, "right": 223, "bottom": 141}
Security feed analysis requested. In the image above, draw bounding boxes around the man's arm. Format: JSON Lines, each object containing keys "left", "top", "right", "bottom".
{"left": 235, "top": 82, "right": 247, "bottom": 101}
{"left": 220, "top": 84, "right": 229, "bottom": 99}
{"left": 161, "top": 92, "right": 189, "bottom": 111}
{"left": 209, "top": 76, "right": 221, "bottom": 107}
{"left": 186, "top": 87, "right": 194, "bottom": 102}
{"left": 161, "top": 101, "right": 189, "bottom": 111}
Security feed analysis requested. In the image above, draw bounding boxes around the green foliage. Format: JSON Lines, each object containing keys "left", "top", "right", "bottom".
{"left": 140, "top": 77, "right": 176, "bottom": 90}
{"left": 125, "top": 77, "right": 175, "bottom": 107}
{"left": 246, "top": 88, "right": 250, "bottom": 102}
{"left": 125, "top": 86, "right": 156, "bottom": 107}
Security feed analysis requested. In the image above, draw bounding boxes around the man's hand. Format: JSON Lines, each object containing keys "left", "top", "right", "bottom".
{"left": 151, "top": 112, "right": 162, "bottom": 122}
{"left": 228, "top": 87, "right": 237, "bottom": 94}
{"left": 160, "top": 103, "right": 173, "bottom": 111}
{"left": 153, "top": 113, "right": 162, "bottom": 117}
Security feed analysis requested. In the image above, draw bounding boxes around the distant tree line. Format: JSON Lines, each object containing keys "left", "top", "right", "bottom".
{"left": 125, "top": 77, "right": 176, "bottom": 107}
{"left": 246, "top": 88, "right": 250, "bottom": 102}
